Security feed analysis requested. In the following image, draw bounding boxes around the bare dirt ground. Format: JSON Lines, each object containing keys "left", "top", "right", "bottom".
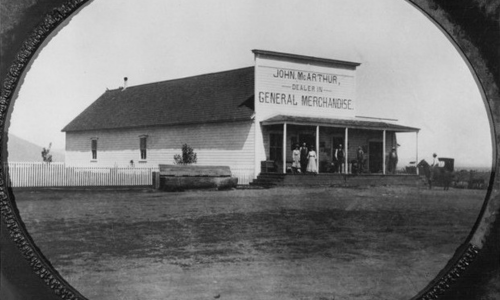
{"left": 14, "top": 186, "right": 485, "bottom": 300}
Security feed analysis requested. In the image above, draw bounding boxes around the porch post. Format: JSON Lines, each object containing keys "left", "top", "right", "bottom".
{"left": 254, "top": 118, "right": 258, "bottom": 177}
{"left": 316, "top": 125, "right": 320, "bottom": 174}
{"left": 383, "top": 130, "right": 386, "bottom": 174}
{"left": 344, "top": 128, "right": 348, "bottom": 174}
{"left": 416, "top": 131, "right": 419, "bottom": 175}
{"left": 283, "top": 123, "right": 287, "bottom": 174}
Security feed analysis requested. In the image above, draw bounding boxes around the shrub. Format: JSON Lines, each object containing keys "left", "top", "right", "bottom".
{"left": 41, "top": 143, "right": 52, "bottom": 163}
{"left": 174, "top": 144, "right": 197, "bottom": 165}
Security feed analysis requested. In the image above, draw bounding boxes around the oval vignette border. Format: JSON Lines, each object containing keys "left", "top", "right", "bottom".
{"left": 0, "top": 1, "right": 499, "bottom": 300}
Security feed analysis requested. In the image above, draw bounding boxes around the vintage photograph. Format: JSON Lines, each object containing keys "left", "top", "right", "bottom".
{"left": 4, "top": 0, "right": 494, "bottom": 299}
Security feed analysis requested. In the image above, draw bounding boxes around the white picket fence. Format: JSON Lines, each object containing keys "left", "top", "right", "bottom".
{"left": 229, "top": 167, "right": 254, "bottom": 185}
{"left": 5, "top": 162, "right": 158, "bottom": 187}
{"left": 4, "top": 162, "right": 254, "bottom": 187}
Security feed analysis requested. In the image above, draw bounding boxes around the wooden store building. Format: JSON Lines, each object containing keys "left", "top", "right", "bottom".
{"left": 62, "top": 50, "right": 419, "bottom": 184}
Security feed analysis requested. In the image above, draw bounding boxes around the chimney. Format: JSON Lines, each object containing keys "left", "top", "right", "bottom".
{"left": 123, "top": 77, "right": 128, "bottom": 90}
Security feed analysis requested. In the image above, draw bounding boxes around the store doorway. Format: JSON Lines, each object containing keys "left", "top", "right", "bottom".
{"left": 369, "top": 141, "right": 383, "bottom": 173}
{"left": 299, "top": 134, "right": 315, "bottom": 149}
{"left": 269, "top": 133, "right": 283, "bottom": 162}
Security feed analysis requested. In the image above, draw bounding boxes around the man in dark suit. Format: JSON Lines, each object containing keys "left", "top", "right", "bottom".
{"left": 335, "top": 144, "right": 345, "bottom": 173}
{"left": 299, "top": 142, "right": 309, "bottom": 175}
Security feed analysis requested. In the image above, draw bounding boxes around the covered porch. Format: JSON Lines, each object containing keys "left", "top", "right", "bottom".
{"left": 259, "top": 115, "right": 420, "bottom": 175}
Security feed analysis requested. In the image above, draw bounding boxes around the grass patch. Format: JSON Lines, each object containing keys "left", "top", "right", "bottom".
{"left": 15, "top": 186, "right": 485, "bottom": 300}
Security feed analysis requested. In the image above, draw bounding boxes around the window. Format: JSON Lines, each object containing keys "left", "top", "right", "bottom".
{"left": 269, "top": 133, "right": 283, "bottom": 161}
{"left": 140, "top": 136, "right": 147, "bottom": 160}
{"left": 91, "top": 139, "right": 97, "bottom": 160}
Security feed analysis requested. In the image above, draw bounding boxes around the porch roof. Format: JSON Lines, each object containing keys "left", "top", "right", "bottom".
{"left": 261, "top": 115, "right": 420, "bottom": 133}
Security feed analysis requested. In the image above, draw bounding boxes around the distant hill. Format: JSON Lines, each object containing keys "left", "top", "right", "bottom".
{"left": 5, "top": 134, "right": 65, "bottom": 162}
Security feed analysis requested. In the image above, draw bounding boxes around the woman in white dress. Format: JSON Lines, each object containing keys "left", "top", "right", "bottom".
{"left": 306, "top": 146, "right": 318, "bottom": 174}
{"left": 292, "top": 144, "right": 301, "bottom": 173}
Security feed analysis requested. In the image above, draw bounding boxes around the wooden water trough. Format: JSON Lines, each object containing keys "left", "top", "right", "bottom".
{"left": 153, "top": 165, "right": 238, "bottom": 191}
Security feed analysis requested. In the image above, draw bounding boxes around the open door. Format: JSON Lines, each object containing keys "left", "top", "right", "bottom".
{"left": 369, "top": 141, "right": 383, "bottom": 173}
{"left": 299, "top": 134, "right": 315, "bottom": 149}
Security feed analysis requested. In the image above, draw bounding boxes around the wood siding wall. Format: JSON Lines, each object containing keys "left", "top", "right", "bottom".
{"left": 65, "top": 121, "right": 256, "bottom": 184}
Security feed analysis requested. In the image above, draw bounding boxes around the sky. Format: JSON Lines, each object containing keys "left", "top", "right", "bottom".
{"left": 7, "top": 0, "right": 493, "bottom": 169}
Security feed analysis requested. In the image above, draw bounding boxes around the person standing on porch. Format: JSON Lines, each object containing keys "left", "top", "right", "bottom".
{"left": 356, "top": 146, "right": 364, "bottom": 174}
{"left": 335, "top": 144, "right": 345, "bottom": 173}
{"left": 292, "top": 144, "right": 301, "bottom": 174}
{"left": 387, "top": 147, "right": 398, "bottom": 174}
{"left": 300, "top": 142, "right": 309, "bottom": 175}
{"left": 307, "top": 145, "right": 318, "bottom": 174}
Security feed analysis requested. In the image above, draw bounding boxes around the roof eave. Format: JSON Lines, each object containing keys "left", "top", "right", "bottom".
{"left": 62, "top": 117, "right": 254, "bottom": 133}
{"left": 261, "top": 117, "right": 420, "bottom": 133}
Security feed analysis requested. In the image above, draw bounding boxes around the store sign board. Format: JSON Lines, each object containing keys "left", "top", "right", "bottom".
{"left": 255, "top": 57, "right": 357, "bottom": 120}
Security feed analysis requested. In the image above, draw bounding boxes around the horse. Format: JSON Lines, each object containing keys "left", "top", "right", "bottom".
{"left": 416, "top": 159, "right": 453, "bottom": 190}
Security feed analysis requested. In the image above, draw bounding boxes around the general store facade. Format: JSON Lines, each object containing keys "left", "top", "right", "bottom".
{"left": 62, "top": 50, "right": 419, "bottom": 184}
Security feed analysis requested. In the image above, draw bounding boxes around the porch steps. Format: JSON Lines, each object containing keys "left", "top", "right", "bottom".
{"left": 249, "top": 173, "right": 286, "bottom": 188}
{"left": 250, "top": 173, "right": 424, "bottom": 188}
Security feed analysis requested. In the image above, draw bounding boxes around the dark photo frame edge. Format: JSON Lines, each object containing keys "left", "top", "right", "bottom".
{"left": 0, "top": 1, "right": 499, "bottom": 299}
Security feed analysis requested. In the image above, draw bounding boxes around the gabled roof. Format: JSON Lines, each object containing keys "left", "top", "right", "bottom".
{"left": 62, "top": 67, "right": 255, "bottom": 132}
{"left": 262, "top": 115, "right": 420, "bottom": 132}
